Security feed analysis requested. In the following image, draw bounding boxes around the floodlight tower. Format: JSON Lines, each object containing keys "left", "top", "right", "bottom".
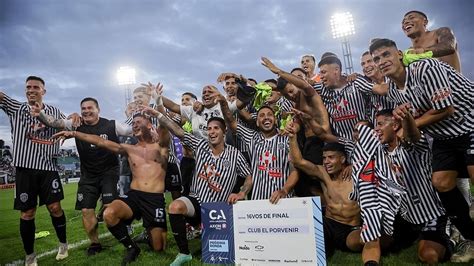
{"left": 116, "top": 66, "right": 136, "bottom": 105}
{"left": 330, "top": 12, "right": 356, "bottom": 74}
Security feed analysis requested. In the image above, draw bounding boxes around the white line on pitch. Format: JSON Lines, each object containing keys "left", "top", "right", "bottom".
{"left": 5, "top": 223, "right": 142, "bottom": 266}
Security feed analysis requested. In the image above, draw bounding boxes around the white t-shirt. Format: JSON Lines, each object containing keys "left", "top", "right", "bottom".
{"left": 180, "top": 101, "right": 237, "bottom": 139}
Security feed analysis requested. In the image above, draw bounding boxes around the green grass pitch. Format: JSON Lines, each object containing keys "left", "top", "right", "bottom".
{"left": 0, "top": 183, "right": 470, "bottom": 265}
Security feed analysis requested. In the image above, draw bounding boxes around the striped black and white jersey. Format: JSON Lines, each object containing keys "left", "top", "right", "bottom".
{"left": 337, "top": 137, "right": 355, "bottom": 163}
{"left": 365, "top": 76, "right": 397, "bottom": 124}
{"left": 182, "top": 132, "right": 251, "bottom": 203}
{"left": 314, "top": 77, "right": 372, "bottom": 140}
{"left": 237, "top": 124, "right": 294, "bottom": 200}
{"left": 382, "top": 134, "right": 445, "bottom": 224}
{"left": 275, "top": 96, "right": 294, "bottom": 114}
{"left": 387, "top": 59, "right": 474, "bottom": 140}
{"left": 351, "top": 125, "right": 444, "bottom": 242}
{"left": 350, "top": 125, "right": 402, "bottom": 242}
{"left": 0, "top": 94, "right": 65, "bottom": 171}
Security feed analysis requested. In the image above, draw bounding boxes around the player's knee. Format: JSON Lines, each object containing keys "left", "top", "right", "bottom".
{"left": 81, "top": 208, "right": 95, "bottom": 218}
{"left": 418, "top": 247, "right": 439, "bottom": 264}
{"left": 103, "top": 207, "right": 117, "bottom": 225}
{"left": 168, "top": 201, "right": 186, "bottom": 215}
{"left": 432, "top": 173, "right": 456, "bottom": 192}
{"left": 20, "top": 208, "right": 37, "bottom": 220}
{"left": 151, "top": 242, "right": 164, "bottom": 252}
{"left": 47, "top": 202, "right": 63, "bottom": 216}
{"left": 346, "top": 237, "right": 363, "bottom": 252}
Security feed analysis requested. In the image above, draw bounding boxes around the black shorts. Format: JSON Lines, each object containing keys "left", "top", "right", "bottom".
{"left": 119, "top": 189, "right": 167, "bottom": 230}
{"left": 419, "top": 215, "right": 451, "bottom": 259}
{"left": 323, "top": 217, "right": 360, "bottom": 253}
{"left": 14, "top": 167, "right": 64, "bottom": 211}
{"left": 294, "top": 135, "right": 324, "bottom": 197}
{"left": 432, "top": 132, "right": 474, "bottom": 174}
{"left": 303, "top": 135, "right": 324, "bottom": 165}
{"left": 165, "top": 162, "right": 182, "bottom": 192}
{"left": 75, "top": 166, "right": 119, "bottom": 210}
{"left": 391, "top": 215, "right": 451, "bottom": 259}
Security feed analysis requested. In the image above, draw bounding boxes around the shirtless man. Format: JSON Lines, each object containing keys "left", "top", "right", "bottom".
{"left": 402, "top": 10, "right": 461, "bottom": 72}
{"left": 52, "top": 113, "right": 170, "bottom": 265}
{"left": 287, "top": 122, "right": 362, "bottom": 255}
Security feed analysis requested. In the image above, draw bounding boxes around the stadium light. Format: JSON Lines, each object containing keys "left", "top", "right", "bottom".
{"left": 116, "top": 66, "right": 136, "bottom": 86}
{"left": 330, "top": 12, "right": 355, "bottom": 39}
{"left": 330, "top": 12, "right": 355, "bottom": 73}
{"left": 116, "top": 66, "right": 136, "bottom": 105}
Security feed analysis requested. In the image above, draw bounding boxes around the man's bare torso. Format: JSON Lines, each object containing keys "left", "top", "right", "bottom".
{"left": 321, "top": 172, "right": 360, "bottom": 226}
{"left": 412, "top": 29, "right": 461, "bottom": 72}
{"left": 125, "top": 142, "right": 168, "bottom": 193}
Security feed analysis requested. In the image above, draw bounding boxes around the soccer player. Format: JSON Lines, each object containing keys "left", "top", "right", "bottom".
{"left": 0, "top": 76, "right": 69, "bottom": 265}
{"left": 401, "top": 9, "right": 472, "bottom": 218}
{"left": 161, "top": 84, "right": 242, "bottom": 139}
{"left": 179, "top": 92, "right": 198, "bottom": 197}
{"left": 368, "top": 108, "right": 450, "bottom": 264}
{"left": 369, "top": 38, "right": 474, "bottom": 244}
{"left": 402, "top": 10, "right": 461, "bottom": 72}
{"left": 360, "top": 51, "right": 397, "bottom": 124}
{"left": 288, "top": 126, "right": 362, "bottom": 255}
{"left": 32, "top": 97, "right": 131, "bottom": 255}
{"left": 217, "top": 92, "right": 299, "bottom": 202}
{"left": 130, "top": 84, "right": 183, "bottom": 200}
{"left": 300, "top": 54, "right": 321, "bottom": 84}
{"left": 52, "top": 112, "right": 171, "bottom": 264}
{"left": 152, "top": 106, "right": 252, "bottom": 266}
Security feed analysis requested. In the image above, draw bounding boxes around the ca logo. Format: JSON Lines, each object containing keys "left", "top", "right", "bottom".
{"left": 209, "top": 209, "right": 226, "bottom": 220}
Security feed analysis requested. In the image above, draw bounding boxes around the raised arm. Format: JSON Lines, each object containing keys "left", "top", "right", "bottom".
{"left": 52, "top": 131, "right": 126, "bottom": 154}
{"left": 308, "top": 119, "right": 338, "bottom": 143}
{"left": 143, "top": 106, "right": 185, "bottom": 139}
{"left": 288, "top": 129, "right": 325, "bottom": 179}
{"left": 394, "top": 103, "right": 421, "bottom": 143}
{"left": 212, "top": 90, "right": 238, "bottom": 132}
{"left": 140, "top": 81, "right": 181, "bottom": 114}
{"left": 237, "top": 108, "right": 256, "bottom": 125}
{"left": 162, "top": 96, "right": 181, "bottom": 114}
{"left": 261, "top": 57, "right": 314, "bottom": 96}
{"left": 307, "top": 93, "right": 331, "bottom": 133}
{"left": 292, "top": 108, "right": 336, "bottom": 143}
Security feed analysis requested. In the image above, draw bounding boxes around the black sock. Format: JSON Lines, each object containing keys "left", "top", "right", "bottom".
{"left": 439, "top": 187, "right": 474, "bottom": 240}
{"left": 20, "top": 218, "right": 35, "bottom": 255}
{"left": 107, "top": 221, "right": 136, "bottom": 249}
{"left": 51, "top": 213, "right": 67, "bottom": 243}
{"left": 169, "top": 213, "right": 189, "bottom": 254}
{"left": 364, "top": 260, "right": 379, "bottom": 266}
